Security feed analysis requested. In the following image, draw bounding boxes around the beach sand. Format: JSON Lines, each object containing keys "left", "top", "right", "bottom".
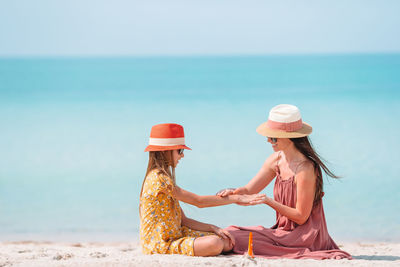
{"left": 1, "top": 241, "right": 399, "bottom": 266}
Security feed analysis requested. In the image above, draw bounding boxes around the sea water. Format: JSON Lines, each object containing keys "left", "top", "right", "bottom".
{"left": 0, "top": 54, "right": 399, "bottom": 242}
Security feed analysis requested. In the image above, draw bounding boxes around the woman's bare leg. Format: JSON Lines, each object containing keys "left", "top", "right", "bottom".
{"left": 193, "top": 235, "right": 224, "bottom": 256}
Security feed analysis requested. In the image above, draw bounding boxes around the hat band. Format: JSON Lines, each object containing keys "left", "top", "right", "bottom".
{"left": 149, "top": 137, "right": 185, "bottom": 146}
{"left": 266, "top": 119, "right": 303, "bottom": 132}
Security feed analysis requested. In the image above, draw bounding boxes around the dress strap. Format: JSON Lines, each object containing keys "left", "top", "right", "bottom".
{"left": 276, "top": 151, "right": 282, "bottom": 167}
{"left": 275, "top": 151, "right": 282, "bottom": 174}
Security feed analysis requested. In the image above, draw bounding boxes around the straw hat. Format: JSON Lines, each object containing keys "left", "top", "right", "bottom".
{"left": 144, "top": 123, "right": 192, "bottom": 152}
{"left": 256, "top": 104, "right": 312, "bottom": 138}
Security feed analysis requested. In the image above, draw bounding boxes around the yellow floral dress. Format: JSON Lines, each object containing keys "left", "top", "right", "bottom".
{"left": 140, "top": 169, "right": 214, "bottom": 256}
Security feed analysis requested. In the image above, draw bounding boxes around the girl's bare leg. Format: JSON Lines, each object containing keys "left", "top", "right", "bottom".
{"left": 193, "top": 235, "right": 225, "bottom": 256}
{"left": 222, "top": 236, "right": 234, "bottom": 252}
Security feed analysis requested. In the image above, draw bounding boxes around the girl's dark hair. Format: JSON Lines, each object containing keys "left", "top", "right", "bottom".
{"left": 290, "top": 136, "right": 339, "bottom": 205}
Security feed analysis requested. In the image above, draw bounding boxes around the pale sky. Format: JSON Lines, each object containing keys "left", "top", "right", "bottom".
{"left": 0, "top": 0, "right": 399, "bottom": 56}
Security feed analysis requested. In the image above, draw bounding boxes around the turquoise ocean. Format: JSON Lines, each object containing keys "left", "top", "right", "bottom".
{"left": 0, "top": 54, "right": 399, "bottom": 242}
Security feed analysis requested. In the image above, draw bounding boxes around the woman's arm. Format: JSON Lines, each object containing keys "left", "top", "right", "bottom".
{"left": 248, "top": 162, "right": 316, "bottom": 225}
{"left": 218, "top": 153, "right": 278, "bottom": 196}
{"left": 174, "top": 186, "right": 254, "bottom": 208}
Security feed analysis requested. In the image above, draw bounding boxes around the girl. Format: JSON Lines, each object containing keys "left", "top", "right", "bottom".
{"left": 139, "top": 123, "right": 259, "bottom": 256}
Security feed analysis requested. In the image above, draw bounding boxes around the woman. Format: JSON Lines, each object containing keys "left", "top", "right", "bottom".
{"left": 139, "top": 123, "right": 259, "bottom": 257}
{"left": 218, "top": 104, "right": 352, "bottom": 259}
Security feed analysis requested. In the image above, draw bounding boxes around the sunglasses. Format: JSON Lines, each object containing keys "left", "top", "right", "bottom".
{"left": 177, "top": 149, "right": 184, "bottom": 155}
{"left": 269, "top": 137, "right": 278, "bottom": 143}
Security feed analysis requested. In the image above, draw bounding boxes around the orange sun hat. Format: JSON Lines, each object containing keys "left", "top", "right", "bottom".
{"left": 144, "top": 123, "right": 192, "bottom": 152}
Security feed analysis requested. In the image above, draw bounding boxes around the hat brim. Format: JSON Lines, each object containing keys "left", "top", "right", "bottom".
{"left": 144, "top": 145, "right": 191, "bottom": 152}
{"left": 256, "top": 122, "right": 312, "bottom": 138}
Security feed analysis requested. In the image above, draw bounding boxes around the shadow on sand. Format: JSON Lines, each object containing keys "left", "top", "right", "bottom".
{"left": 352, "top": 255, "right": 400, "bottom": 261}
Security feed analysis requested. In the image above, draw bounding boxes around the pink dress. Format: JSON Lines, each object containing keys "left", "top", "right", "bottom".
{"left": 225, "top": 158, "right": 352, "bottom": 260}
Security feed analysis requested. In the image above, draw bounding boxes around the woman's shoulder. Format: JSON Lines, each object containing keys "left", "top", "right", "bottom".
{"left": 264, "top": 152, "right": 281, "bottom": 168}
{"left": 295, "top": 160, "right": 316, "bottom": 181}
{"left": 297, "top": 159, "right": 315, "bottom": 172}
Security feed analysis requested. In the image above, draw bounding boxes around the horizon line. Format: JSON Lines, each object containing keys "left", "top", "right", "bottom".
{"left": 1, "top": 51, "right": 400, "bottom": 60}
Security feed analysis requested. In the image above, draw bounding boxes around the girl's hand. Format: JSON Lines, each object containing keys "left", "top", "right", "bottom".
{"left": 235, "top": 194, "right": 268, "bottom": 206}
{"left": 210, "top": 225, "right": 235, "bottom": 247}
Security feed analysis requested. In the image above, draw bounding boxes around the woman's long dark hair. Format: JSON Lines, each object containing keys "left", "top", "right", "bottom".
{"left": 290, "top": 136, "right": 340, "bottom": 205}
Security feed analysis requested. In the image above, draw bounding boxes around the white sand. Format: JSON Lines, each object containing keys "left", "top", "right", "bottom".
{"left": 1, "top": 241, "right": 399, "bottom": 267}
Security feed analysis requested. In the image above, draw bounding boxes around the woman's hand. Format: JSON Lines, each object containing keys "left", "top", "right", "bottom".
{"left": 248, "top": 194, "right": 269, "bottom": 205}
{"left": 235, "top": 194, "right": 268, "bottom": 206}
{"left": 210, "top": 225, "right": 235, "bottom": 248}
{"left": 216, "top": 187, "right": 248, "bottom": 197}
{"left": 216, "top": 188, "right": 236, "bottom": 197}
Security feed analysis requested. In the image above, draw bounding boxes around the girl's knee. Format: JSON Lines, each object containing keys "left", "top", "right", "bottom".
{"left": 193, "top": 235, "right": 224, "bottom": 256}
{"left": 209, "top": 236, "right": 224, "bottom": 255}
{"left": 222, "top": 237, "right": 233, "bottom": 252}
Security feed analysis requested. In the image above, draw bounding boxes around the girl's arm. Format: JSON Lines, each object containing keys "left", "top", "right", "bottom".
{"left": 247, "top": 162, "right": 316, "bottom": 225}
{"left": 218, "top": 152, "right": 278, "bottom": 196}
{"left": 180, "top": 208, "right": 219, "bottom": 232}
{"left": 174, "top": 186, "right": 256, "bottom": 208}
{"left": 180, "top": 208, "right": 235, "bottom": 246}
